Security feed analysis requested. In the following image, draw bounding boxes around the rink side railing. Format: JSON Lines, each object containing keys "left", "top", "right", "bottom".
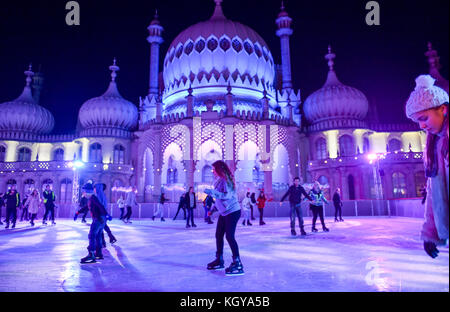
{"left": 38, "top": 198, "right": 425, "bottom": 220}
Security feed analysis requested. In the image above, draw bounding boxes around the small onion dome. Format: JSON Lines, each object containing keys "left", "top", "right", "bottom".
{"left": 303, "top": 46, "right": 369, "bottom": 130}
{"left": 78, "top": 59, "right": 138, "bottom": 131}
{"left": 0, "top": 65, "right": 54, "bottom": 134}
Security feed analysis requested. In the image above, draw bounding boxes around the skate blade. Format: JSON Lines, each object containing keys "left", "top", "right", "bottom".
{"left": 225, "top": 272, "right": 245, "bottom": 276}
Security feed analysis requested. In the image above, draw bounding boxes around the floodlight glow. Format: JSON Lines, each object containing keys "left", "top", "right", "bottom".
{"left": 367, "top": 153, "right": 377, "bottom": 161}
{"left": 74, "top": 160, "right": 84, "bottom": 168}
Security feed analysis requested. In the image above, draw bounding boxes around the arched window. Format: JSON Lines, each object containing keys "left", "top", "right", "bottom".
{"left": 18, "top": 147, "right": 32, "bottom": 162}
{"left": 315, "top": 138, "right": 328, "bottom": 160}
{"left": 414, "top": 171, "right": 427, "bottom": 197}
{"left": 339, "top": 135, "right": 355, "bottom": 157}
{"left": 202, "top": 165, "right": 214, "bottom": 184}
{"left": 0, "top": 145, "right": 6, "bottom": 162}
{"left": 24, "top": 179, "right": 35, "bottom": 195}
{"left": 60, "top": 178, "right": 72, "bottom": 203}
{"left": 53, "top": 148, "right": 64, "bottom": 161}
{"left": 363, "top": 137, "right": 370, "bottom": 154}
{"left": 166, "top": 155, "right": 178, "bottom": 184}
{"left": 42, "top": 178, "right": 54, "bottom": 192}
{"left": 388, "top": 139, "right": 402, "bottom": 152}
{"left": 89, "top": 143, "right": 102, "bottom": 163}
{"left": 392, "top": 172, "right": 407, "bottom": 198}
{"left": 113, "top": 145, "right": 125, "bottom": 164}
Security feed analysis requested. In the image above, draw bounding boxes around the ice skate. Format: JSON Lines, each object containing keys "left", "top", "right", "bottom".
{"left": 186, "top": 224, "right": 191, "bottom": 228}
{"left": 312, "top": 227, "right": 318, "bottom": 232}
{"left": 73, "top": 213, "right": 78, "bottom": 221}
{"left": 152, "top": 216, "right": 155, "bottom": 221}
{"left": 161, "top": 217, "right": 165, "bottom": 222}
{"left": 95, "top": 250, "right": 104, "bottom": 260}
{"left": 5, "top": 223, "right": 9, "bottom": 229}
{"left": 242, "top": 220, "right": 246, "bottom": 226}
{"left": 11, "top": 223, "right": 15, "bottom": 229}
{"left": 192, "top": 223, "right": 197, "bottom": 228}
{"left": 339, "top": 218, "right": 344, "bottom": 222}
{"left": 207, "top": 254, "right": 224, "bottom": 270}
{"left": 322, "top": 226, "right": 329, "bottom": 232}
{"left": 110, "top": 237, "right": 117, "bottom": 244}
{"left": 52, "top": 221, "right": 56, "bottom": 225}
{"left": 247, "top": 220, "right": 252, "bottom": 226}
{"left": 291, "top": 229, "right": 297, "bottom": 236}
{"left": 260, "top": 221, "right": 266, "bottom": 225}
{"left": 300, "top": 227, "right": 307, "bottom": 236}
{"left": 80, "top": 252, "right": 96, "bottom": 264}
{"left": 225, "top": 257, "right": 244, "bottom": 276}
{"left": 42, "top": 220, "right": 47, "bottom": 225}
{"left": 335, "top": 218, "right": 339, "bottom": 222}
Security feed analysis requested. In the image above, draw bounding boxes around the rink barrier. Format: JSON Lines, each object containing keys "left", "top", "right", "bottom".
{"left": 36, "top": 198, "right": 425, "bottom": 220}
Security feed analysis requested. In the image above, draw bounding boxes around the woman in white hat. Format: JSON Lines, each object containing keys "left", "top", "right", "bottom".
{"left": 406, "top": 74, "right": 449, "bottom": 258}
{"left": 25, "top": 189, "right": 42, "bottom": 226}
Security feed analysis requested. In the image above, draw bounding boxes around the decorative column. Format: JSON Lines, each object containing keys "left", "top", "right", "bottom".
{"left": 226, "top": 83, "right": 233, "bottom": 117}
{"left": 276, "top": 2, "right": 293, "bottom": 91}
{"left": 147, "top": 10, "right": 164, "bottom": 97}
{"left": 186, "top": 86, "right": 194, "bottom": 117}
{"left": 152, "top": 126, "right": 163, "bottom": 199}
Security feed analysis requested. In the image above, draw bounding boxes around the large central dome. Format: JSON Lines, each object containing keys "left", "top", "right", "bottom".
{"left": 162, "top": 0, "right": 276, "bottom": 113}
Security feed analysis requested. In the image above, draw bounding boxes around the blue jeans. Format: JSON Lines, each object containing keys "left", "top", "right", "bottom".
{"left": 88, "top": 216, "right": 106, "bottom": 252}
{"left": 187, "top": 208, "right": 195, "bottom": 226}
{"left": 290, "top": 203, "right": 304, "bottom": 230}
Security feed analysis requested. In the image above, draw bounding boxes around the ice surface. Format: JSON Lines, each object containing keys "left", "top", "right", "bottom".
{"left": 0, "top": 217, "right": 448, "bottom": 292}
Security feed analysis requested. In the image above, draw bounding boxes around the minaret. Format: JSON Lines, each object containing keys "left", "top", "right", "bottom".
{"left": 425, "top": 42, "right": 449, "bottom": 94}
{"left": 32, "top": 64, "right": 44, "bottom": 105}
{"left": 275, "top": 1, "right": 293, "bottom": 91}
{"left": 147, "top": 10, "right": 164, "bottom": 97}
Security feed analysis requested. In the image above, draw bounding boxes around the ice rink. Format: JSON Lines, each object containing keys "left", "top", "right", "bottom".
{"left": 0, "top": 216, "right": 448, "bottom": 292}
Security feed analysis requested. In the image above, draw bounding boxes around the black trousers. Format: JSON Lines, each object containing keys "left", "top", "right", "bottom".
{"left": 310, "top": 205, "right": 326, "bottom": 228}
{"left": 5, "top": 207, "right": 17, "bottom": 225}
{"left": 125, "top": 206, "right": 132, "bottom": 221}
{"left": 186, "top": 208, "right": 195, "bottom": 226}
{"left": 43, "top": 204, "right": 55, "bottom": 221}
{"left": 119, "top": 207, "right": 125, "bottom": 219}
{"left": 216, "top": 209, "right": 241, "bottom": 259}
{"left": 174, "top": 206, "right": 186, "bottom": 220}
{"left": 258, "top": 208, "right": 264, "bottom": 223}
{"left": 250, "top": 204, "right": 255, "bottom": 219}
{"left": 334, "top": 203, "right": 342, "bottom": 219}
{"left": 30, "top": 213, "right": 37, "bottom": 223}
{"left": 102, "top": 223, "right": 115, "bottom": 244}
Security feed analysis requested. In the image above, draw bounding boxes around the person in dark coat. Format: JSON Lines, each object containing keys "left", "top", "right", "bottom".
{"left": 173, "top": 193, "right": 187, "bottom": 220}
{"left": 250, "top": 192, "right": 257, "bottom": 221}
{"left": 280, "top": 177, "right": 312, "bottom": 236}
{"left": 203, "top": 194, "right": 215, "bottom": 224}
{"left": 4, "top": 186, "right": 20, "bottom": 229}
{"left": 80, "top": 182, "right": 108, "bottom": 263}
{"left": 42, "top": 184, "right": 56, "bottom": 225}
{"left": 185, "top": 187, "right": 197, "bottom": 228}
{"left": 332, "top": 188, "right": 344, "bottom": 222}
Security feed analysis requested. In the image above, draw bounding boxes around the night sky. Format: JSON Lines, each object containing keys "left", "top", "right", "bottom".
{"left": 0, "top": 0, "right": 448, "bottom": 134}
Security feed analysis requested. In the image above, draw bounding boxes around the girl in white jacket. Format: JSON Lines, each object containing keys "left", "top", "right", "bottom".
{"left": 241, "top": 192, "right": 252, "bottom": 226}
{"left": 406, "top": 74, "right": 449, "bottom": 258}
{"left": 25, "top": 189, "right": 42, "bottom": 226}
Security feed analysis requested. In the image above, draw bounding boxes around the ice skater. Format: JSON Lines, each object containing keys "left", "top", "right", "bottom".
{"left": 20, "top": 192, "right": 30, "bottom": 222}
{"left": 153, "top": 191, "right": 167, "bottom": 222}
{"left": 203, "top": 193, "right": 214, "bottom": 224}
{"left": 205, "top": 160, "right": 244, "bottom": 276}
{"left": 307, "top": 181, "right": 330, "bottom": 233}
{"left": 74, "top": 191, "right": 89, "bottom": 223}
{"left": 4, "top": 185, "right": 20, "bottom": 229}
{"left": 241, "top": 192, "right": 252, "bottom": 226}
{"left": 24, "top": 189, "right": 41, "bottom": 226}
{"left": 124, "top": 186, "right": 138, "bottom": 223}
{"left": 332, "top": 188, "right": 344, "bottom": 222}
{"left": 117, "top": 195, "right": 125, "bottom": 220}
{"left": 406, "top": 74, "right": 449, "bottom": 259}
{"left": 256, "top": 190, "right": 267, "bottom": 225}
{"left": 184, "top": 187, "right": 196, "bottom": 228}
{"left": 95, "top": 183, "right": 117, "bottom": 246}
{"left": 280, "top": 177, "right": 312, "bottom": 236}
{"left": 80, "top": 182, "right": 109, "bottom": 263}
{"left": 173, "top": 193, "right": 186, "bottom": 220}
{"left": 250, "top": 192, "right": 257, "bottom": 221}
{"left": 42, "top": 184, "right": 56, "bottom": 225}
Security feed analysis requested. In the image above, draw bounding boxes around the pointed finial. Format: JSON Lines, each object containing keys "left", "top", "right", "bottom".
{"left": 227, "top": 81, "right": 232, "bottom": 94}
{"left": 154, "top": 8, "right": 158, "bottom": 19}
{"left": 188, "top": 84, "right": 193, "bottom": 96}
{"left": 281, "top": 0, "right": 285, "bottom": 10}
{"left": 427, "top": 41, "right": 433, "bottom": 51}
{"left": 211, "top": 0, "right": 225, "bottom": 20}
{"left": 24, "top": 63, "right": 34, "bottom": 86}
{"left": 109, "top": 58, "right": 120, "bottom": 81}
{"left": 325, "top": 45, "right": 336, "bottom": 71}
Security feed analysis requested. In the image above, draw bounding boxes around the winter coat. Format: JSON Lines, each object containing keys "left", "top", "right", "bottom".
{"left": 184, "top": 192, "right": 196, "bottom": 209}
{"left": 5, "top": 191, "right": 20, "bottom": 209}
{"left": 281, "top": 185, "right": 312, "bottom": 205}
{"left": 308, "top": 189, "right": 328, "bottom": 208}
{"left": 207, "top": 178, "right": 240, "bottom": 217}
{"left": 125, "top": 191, "right": 138, "bottom": 207}
{"left": 256, "top": 195, "right": 267, "bottom": 209}
{"left": 421, "top": 123, "right": 449, "bottom": 245}
{"left": 88, "top": 195, "right": 108, "bottom": 220}
{"left": 25, "top": 195, "right": 41, "bottom": 214}
{"left": 332, "top": 192, "right": 342, "bottom": 206}
{"left": 241, "top": 197, "right": 251, "bottom": 211}
{"left": 43, "top": 190, "right": 56, "bottom": 208}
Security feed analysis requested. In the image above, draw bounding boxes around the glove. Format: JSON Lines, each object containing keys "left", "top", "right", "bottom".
{"left": 424, "top": 241, "right": 439, "bottom": 258}
{"left": 106, "top": 215, "right": 113, "bottom": 221}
